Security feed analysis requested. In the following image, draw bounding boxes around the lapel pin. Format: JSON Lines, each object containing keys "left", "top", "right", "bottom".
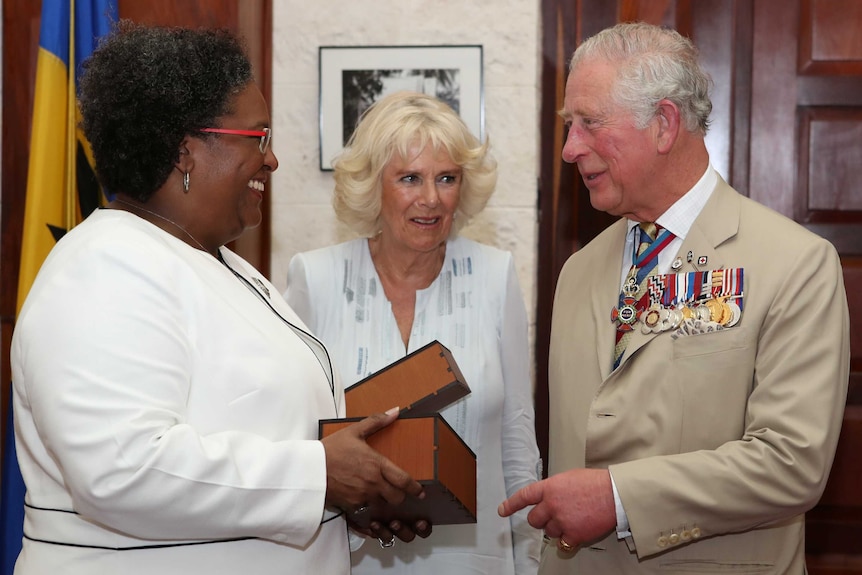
{"left": 686, "top": 250, "right": 693, "bottom": 263}
{"left": 671, "top": 257, "right": 683, "bottom": 270}
{"left": 253, "top": 277, "right": 271, "bottom": 298}
{"left": 697, "top": 255, "right": 708, "bottom": 266}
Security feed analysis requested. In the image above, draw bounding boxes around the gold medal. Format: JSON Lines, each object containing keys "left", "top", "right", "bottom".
{"left": 717, "top": 298, "right": 732, "bottom": 326}
{"left": 705, "top": 298, "right": 723, "bottom": 323}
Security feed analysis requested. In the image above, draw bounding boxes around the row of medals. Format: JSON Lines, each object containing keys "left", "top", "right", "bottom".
{"left": 613, "top": 270, "right": 744, "bottom": 335}
{"left": 640, "top": 295, "right": 742, "bottom": 335}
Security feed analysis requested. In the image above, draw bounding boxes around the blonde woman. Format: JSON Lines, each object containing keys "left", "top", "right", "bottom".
{"left": 285, "top": 91, "right": 541, "bottom": 574}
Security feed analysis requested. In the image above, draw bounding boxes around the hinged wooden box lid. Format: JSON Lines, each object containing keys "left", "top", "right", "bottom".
{"left": 344, "top": 340, "right": 469, "bottom": 418}
{"left": 319, "top": 414, "right": 477, "bottom": 526}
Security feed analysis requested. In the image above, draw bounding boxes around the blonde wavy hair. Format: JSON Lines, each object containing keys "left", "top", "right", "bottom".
{"left": 331, "top": 91, "right": 497, "bottom": 237}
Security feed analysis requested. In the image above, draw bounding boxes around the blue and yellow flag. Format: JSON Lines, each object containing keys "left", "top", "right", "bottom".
{"left": 16, "top": 0, "right": 116, "bottom": 312}
{"left": 1, "top": 1, "right": 115, "bottom": 572}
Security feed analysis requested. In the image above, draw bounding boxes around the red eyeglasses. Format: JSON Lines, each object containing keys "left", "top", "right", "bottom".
{"left": 200, "top": 127, "right": 271, "bottom": 154}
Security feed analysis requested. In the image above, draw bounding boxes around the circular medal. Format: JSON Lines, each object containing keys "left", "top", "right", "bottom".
{"left": 681, "top": 305, "right": 695, "bottom": 320}
{"left": 642, "top": 308, "right": 662, "bottom": 334}
{"left": 705, "top": 298, "right": 723, "bottom": 322}
{"left": 725, "top": 301, "right": 742, "bottom": 327}
{"left": 668, "top": 308, "right": 684, "bottom": 330}
{"left": 657, "top": 308, "right": 675, "bottom": 332}
{"left": 644, "top": 308, "right": 661, "bottom": 328}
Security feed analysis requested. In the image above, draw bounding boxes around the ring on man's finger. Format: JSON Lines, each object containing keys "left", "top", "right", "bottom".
{"left": 558, "top": 538, "right": 575, "bottom": 553}
{"left": 378, "top": 535, "right": 396, "bottom": 549}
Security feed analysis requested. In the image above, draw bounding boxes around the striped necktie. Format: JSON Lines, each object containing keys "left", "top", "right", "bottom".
{"left": 612, "top": 223, "right": 675, "bottom": 369}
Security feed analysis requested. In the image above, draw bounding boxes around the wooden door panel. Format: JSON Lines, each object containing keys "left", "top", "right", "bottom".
{"left": 845, "top": 265, "right": 862, "bottom": 372}
{"left": 118, "top": 0, "right": 239, "bottom": 26}
{"left": 796, "top": 108, "right": 862, "bottom": 255}
{"left": 802, "top": 110, "right": 862, "bottom": 213}
{"left": 800, "top": 0, "right": 862, "bottom": 74}
{"left": 750, "top": 0, "right": 798, "bottom": 216}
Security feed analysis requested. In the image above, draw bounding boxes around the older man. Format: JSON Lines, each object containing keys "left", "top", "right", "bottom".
{"left": 499, "top": 21, "right": 850, "bottom": 574}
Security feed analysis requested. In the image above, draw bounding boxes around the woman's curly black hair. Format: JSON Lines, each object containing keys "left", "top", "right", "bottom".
{"left": 78, "top": 20, "right": 253, "bottom": 201}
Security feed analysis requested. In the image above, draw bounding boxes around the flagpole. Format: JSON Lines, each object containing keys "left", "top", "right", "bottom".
{"left": 65, "top": 0, "right": 77, "bottom": 232}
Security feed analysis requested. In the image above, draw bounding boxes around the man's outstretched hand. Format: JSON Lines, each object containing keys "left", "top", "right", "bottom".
{"left": 498, "top": 468, "right": 617, "bottom": 549}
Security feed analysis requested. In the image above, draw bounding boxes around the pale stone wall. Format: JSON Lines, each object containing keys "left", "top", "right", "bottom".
{"left": 268, "top": 1, "right": 540, "bottom": 347}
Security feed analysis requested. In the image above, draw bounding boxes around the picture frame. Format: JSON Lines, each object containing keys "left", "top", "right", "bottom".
{"left": 318, "top": 45, "right": 484, "bottom": 171}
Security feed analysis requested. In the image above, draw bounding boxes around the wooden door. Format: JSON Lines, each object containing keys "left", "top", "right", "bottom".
{"left": 0, "top": 0, "right": 271, "bottom": 485}
{"left": 753, "top": 0, "right": 862, "bottom": 570}
{"left": 537, "top": 0, "right": 862, "bottom": 570}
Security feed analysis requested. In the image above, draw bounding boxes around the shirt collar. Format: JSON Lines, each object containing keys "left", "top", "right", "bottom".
{"left": 626, "top": 163, "right": 718, "bottom": 241}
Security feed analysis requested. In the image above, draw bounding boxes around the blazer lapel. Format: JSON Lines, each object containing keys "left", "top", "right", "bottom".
{"left": 680, "top": 177, "right": 741, "bottom": 271}
{"left": 597, "top": 220, "right": 629, "bottom": 381}
{"left": 617, "top": 178, "right": 741, "bottom": 368}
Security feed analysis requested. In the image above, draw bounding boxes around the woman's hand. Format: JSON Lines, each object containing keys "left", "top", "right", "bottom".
{"left": 321, "top": 407, "right": 425, "bottom": 513}
{"left": 348, "top": 516, "right": 433, "bottom": 546}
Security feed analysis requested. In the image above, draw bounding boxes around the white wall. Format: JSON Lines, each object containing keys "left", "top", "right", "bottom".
{"left": 268, "top": 0, "right": 541, "bottom": 344}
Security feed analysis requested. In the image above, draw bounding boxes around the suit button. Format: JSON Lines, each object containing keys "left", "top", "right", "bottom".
{"left": 669, "top": 533, "right": 680, "bottom": 545}
{"left": 657, "top": 535, "right": 669, "bottom": 548}
{"left": 680, "top": 530, "right": 692, "bottom": 541}
{"left": 691, "top": 527, "right": 702, "bottom": 539}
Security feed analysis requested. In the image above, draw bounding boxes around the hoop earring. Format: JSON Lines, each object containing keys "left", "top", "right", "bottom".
{"left": 183, "top": 172, "right": 190, "bottom": 193}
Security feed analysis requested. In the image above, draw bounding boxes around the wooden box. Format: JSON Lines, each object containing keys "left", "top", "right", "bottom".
{"left": 343, "top": 340, "right": 469, "bottom": 418}
{"left": 319, "top": 414, "right": 477, "bottom": 526}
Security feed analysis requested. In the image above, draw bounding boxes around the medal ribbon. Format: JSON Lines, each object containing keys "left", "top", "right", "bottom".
{"left": 633, "top": 228, "right": 674, "bottom": 270}
{"left": 613, "top": 224, "right": 676, "bottom": 369}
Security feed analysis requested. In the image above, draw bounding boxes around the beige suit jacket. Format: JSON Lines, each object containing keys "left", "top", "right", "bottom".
{"left": 542, "top": 179, "right": 850, "bottom": 574}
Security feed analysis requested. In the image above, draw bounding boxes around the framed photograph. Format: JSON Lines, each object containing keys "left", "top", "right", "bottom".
{"left": 318, "top": 45, "right": 484, "bottom": 171}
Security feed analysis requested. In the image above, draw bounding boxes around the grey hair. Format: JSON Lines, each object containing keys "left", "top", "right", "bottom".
{"left": 570, "top": 22, "right": 713, "bottom": 134}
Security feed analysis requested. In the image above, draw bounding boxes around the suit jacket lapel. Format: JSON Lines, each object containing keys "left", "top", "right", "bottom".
{"left": 597, "top": 219, "right": 629, "bottom": 381}
{"left": 680, "top": 177, "right": 741, "bottom": 270}
{"left": 616, "top": 177, "right": 741, "bottom": 370}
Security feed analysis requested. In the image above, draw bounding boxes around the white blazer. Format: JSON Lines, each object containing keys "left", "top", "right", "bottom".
{"left": 12, "top": 209, "right": 349, "bottom": 575}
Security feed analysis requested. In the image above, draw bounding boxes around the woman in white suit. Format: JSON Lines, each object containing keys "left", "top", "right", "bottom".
{"left": 11, "top": 22, "right": 424, "bottom": 575}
